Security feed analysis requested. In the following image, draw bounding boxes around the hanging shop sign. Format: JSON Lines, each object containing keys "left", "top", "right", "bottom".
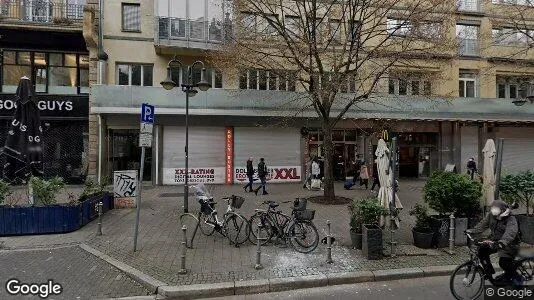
{"left": 225, "top": 127, "right": 234, "bottom": 185}
{"left": 234, "top": 166, "right": 302, "bottom": 183}
{"left": 0, "top": 95, "right": 89, "bottom": 118}
{"left": 163, "top": 167, "right": 225, "bottom": 185}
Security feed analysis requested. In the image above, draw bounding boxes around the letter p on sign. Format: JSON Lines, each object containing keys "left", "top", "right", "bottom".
{"left": 141, "top": 103, "right": 155, "bottom": 124}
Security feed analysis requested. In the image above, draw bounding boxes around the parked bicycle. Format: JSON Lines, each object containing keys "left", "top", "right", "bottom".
{"left": 449, "top": 231, "right": 534, "bottom": 300}
{"left": 248, "top": 198, "right": 319, "bottom": 253}
{"left": 180, "top": 184, "right": 251, "bottom": 248}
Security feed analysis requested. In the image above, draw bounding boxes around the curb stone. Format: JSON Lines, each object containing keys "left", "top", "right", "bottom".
{"left": 234, "top": 279, "right": 269, "bottom": 295}
{"left": 269, "top": 274, "right": 328, "bottom": 292}
{"left": 373, "top": 267, "right": 425, "bottom": 281}
{"left": 325, "top": 271, "right": 375, "bottom": 285}
{"left": 159, "top": 282, "right": 235, "bottom": 299}
{"left": 79, "top": 243, "right": 166, "bottom": 294}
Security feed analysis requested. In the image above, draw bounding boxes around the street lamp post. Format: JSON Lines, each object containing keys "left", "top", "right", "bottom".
{"left": 161, "top": 57, "right": 211, "bottom": 213}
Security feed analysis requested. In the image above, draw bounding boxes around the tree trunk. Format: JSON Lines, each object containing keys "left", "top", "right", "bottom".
{"left": 322, "top": 123, "right": 335, "bottom": 203}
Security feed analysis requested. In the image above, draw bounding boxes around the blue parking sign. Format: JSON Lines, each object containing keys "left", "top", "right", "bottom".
{"left": 141, "top": 103, "right": 155, "bottom": 124}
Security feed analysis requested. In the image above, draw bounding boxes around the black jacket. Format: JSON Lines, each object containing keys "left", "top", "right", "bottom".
{"left": 246, "top": 160, "right": 254, "bottom": 176}
{"left": 257, "top": 161, "right": 267, "bottom": 177}
{"left": 472, "top": 206, "right": 520, "bottom": 258}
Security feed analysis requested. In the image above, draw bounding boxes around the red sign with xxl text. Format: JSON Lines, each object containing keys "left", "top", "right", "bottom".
{"left": 234, "top": 166, "right": 301, "bottom": 183}
{"left": 225, "top": 127, "right": 234, "bottom": 184}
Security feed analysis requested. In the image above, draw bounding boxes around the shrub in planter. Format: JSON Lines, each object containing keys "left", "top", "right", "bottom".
{"left": 350, "top": 197, "right": 388, "bottom": 259}
{"left": 79, "top": 178, "right": 108, "bottom": 202}
{"left": 500, "top": 170, "right": 534, "bottom": 244}
{"left": 30, "top": 176, "right": 65, "bottom": 206}
{"left": 348, "top": 214, "right": 362, "bottom": 249}
{"left": 409, "top": 204, "right": 434, "bottom": 249}
{"left": 424, "top": 171, "right": 482, "bottom": 247}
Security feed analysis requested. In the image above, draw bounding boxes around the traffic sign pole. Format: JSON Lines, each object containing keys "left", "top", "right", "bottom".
{"left": 134, "top": 103, "right": 154, "bottom": 252}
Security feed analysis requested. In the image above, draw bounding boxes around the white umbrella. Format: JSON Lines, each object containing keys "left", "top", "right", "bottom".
{"left": 376, "top": 139, "right": 403, "bottom": 228}
{"left": 482, "top": 139, "right": 496, "bottom": 206}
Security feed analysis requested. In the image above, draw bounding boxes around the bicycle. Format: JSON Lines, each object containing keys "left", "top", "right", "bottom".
{"left": 179, "top": 184, "right": 251, "bottom": 248}
{"left": 449, "top": 231, "right": 534, "bottom": 300}
{"left": 248, "top": 198, "right": 319, "bottom": 253}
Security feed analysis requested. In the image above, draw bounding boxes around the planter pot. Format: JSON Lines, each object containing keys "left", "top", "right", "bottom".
{"left": 350, "top": 228, "right": 362, "bottom": 250}
{"left": 429, "top": 216, "right": 449, "bottom": 248}
{"left": 516, "top": 214, "right": 534, "bottom": 245}
{"left": 362, "top": 224, "right": 382, "bottom": 260}
{"left": 454, "top": 217, "right": 468, "bottom": 246}
{"left": 412, "top": 228, "right": 434, "bottom": 249}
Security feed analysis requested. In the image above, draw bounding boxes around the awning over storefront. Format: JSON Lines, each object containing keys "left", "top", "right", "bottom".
{"left": 90, "top": 85, "right": 534, "bottom": 123}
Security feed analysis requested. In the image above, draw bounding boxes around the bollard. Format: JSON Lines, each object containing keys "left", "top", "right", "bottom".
{"left": 449, "top": 213, "right": 455, "bottom": 255}
{"left": 326, "top": 220, "right": 333, "bottom": 264}
{"left": 97, "top": 201, "right": 103, "bottom": 236}
{"left": 179, "top": 225, "right": 187, "bottom": 274}
{"left": 255, "top": 224, "right": 263, "bottom": 270}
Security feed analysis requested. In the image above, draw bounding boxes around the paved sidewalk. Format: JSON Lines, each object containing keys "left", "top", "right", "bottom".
{"left": 3, "top": 180, "right": 521, "bottom": 297}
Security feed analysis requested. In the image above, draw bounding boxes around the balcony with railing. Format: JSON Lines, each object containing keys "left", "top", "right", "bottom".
{"left": 457, "top": 0, "right": 482, "bottom": 12}
{"left": 0, "top": 0, "right": 85, "bottom": 26}
{"left": 155, "top": 16, "right": 233, "bottom": 51}
{"left": 459, "top": 39, "right": 479, "bottom": 56}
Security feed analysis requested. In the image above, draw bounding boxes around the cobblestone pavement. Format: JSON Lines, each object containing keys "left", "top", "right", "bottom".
{"left": 1, "top": 180, "right": 511, "bottom": 289}
{"left": 0, "top": 246, "right": 151, "bottom": 300}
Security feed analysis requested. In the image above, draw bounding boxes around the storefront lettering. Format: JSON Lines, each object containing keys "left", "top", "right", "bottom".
{"left": 225, "top": 127, "right": 233, "bottom": 185}
{"left": 174, "top": 168, "right": 215, "bottom": 175}
{"left": 234, "top": 166, "right": 301, "bottom": 183}
{"left": 163, "top": 167, "right": 225, "bottom": 185}
{"left": 273, "top": 168, "right": 300, "bottom": 180}
{"left": 0, "top": 100, "right": 73, "bottom": 111}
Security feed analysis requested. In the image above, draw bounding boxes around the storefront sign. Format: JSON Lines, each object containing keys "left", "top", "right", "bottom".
{"left": 163, "top": 167, "right": 225, "bottom": 185}
{"left": 0, "top": 95, "right": 89, "bottom": 118}
{"left": 225, "top": 127, "right": 234, "bottom": 185}
{"left": 234, "top": 166, "right": 301, "bottom": 183}
{"left": 113, "top": 170, "right": 138, "bottom": 208}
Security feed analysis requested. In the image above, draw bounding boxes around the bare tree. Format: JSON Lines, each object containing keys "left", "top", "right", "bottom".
{"left": 214, "top": 0, "right": 456, "bottom": 202}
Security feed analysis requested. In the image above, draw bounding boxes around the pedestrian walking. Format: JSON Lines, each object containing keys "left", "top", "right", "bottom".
{"left": 371, "top": 161, "right": 380, "bottom": 191}
{"left": 359, "top": 163, "right": 369, "bottom": 189}
{"left": 254, "top": 158, "right": 269, "bottom": 195}
{"left": 310, "top": 157, "right": 321, "bottom": 190}
{"left": 352, "top": 156, "right": 363, "bottom": 183}
{"left": 303, "top": 156, "right": 313, "bottom": 189}
{"left": 243, "top": 157, "right": 254, "bottom": 192}
{"left": 467, "top": 157, "right": 477, "bottom": 180}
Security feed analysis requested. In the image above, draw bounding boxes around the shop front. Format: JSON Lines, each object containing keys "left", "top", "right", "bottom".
{"left": 394, "top": 132, "right": 439, "bottom": 178}
{"left": 0, "top": 94, "right": 89, "bottom": 183}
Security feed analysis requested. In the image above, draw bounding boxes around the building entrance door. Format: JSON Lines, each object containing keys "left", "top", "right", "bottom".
{"left": 107, "top": 129, "right": 151, "bottom": 181}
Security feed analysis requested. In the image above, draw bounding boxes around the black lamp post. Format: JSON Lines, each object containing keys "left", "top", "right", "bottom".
{"left": 161, "top": 57, "right": 211, "bottom": 213}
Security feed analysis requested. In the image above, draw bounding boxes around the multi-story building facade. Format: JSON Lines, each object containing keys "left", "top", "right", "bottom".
{"left": 0, "top": 0, "right": 90, "bottom": 183}
{"left": 84, "top": 0, "right": 534, "bottom": 186}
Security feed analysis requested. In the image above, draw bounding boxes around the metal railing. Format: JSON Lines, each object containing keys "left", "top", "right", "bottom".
{"left": 458, "top": 39, "right": 479, "bottom": 56}
{"left": 457, "top": 0, "right": 482, "bottom": 12}
{"left": 0, "top": 1, "right": 85, "bottom": 24}
{"left": 156, "top": 16, "right": 233, "bottom": 46}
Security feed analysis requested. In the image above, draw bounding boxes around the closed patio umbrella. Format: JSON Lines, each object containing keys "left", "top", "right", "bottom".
{"left": 482, "top": 139, "right": 496, "bottom": 207}
{"left": 376, "top": 139, "right": 403, "bottom": 228}
{"left": 2, "top": 77, "right": 44, "bottom": 184}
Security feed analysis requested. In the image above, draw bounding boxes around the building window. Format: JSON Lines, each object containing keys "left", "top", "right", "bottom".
{"left": 492, "top": 0, "right": 534, "bottom": 6}
{"left": 496, "top": 77, "right": 524, "bottom": 99}
{"left": 387, "top": 19, "right": 412, "bottom": 36}
{"left": 389, "top": 76, "right": 432, "bottom": 96}
{"left": 349, "top": 21, "right": 361, "bottom": 42}
{"left": 459, "top": 72, "right": 477, "bottom": 97}
{"left": 1, "top": 51, "right": 87, "bottom": 94}
{"left": 329, "top": 19, "right": 341, "bottom": 42}
{"left": 117, "top": 64, "right": 153, "bottom": 86}
{"left": 457, "top": 24, "right": 479, "bottom": 56}
{"left": 122, "top": 3, "right": 141, "bottom": 32}
{"left": 239, "top": 69, "right": 296, "bottom": 91}
{"left": 492, "top": 28, "right": 534, "bottom": 45}
{"left": 339, "top": 75, "right": 358, "bottom": 93}
{"left": 285, "top": 15, "right": 300, "bottom": 39}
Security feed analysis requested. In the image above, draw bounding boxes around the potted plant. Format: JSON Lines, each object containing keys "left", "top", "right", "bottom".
{"left": 409, "top": 204, "right": 434, "bottom": 249}
{"left": 424, "top": 171, "right": 482, "bottom": 247}
{"left": 350, "top": 197, "right": 388, "bottom": 260}
{"left": 348, "top": 203, "right": 363, "bottom": 249}
{"left": 500, "top": 170, "right": 534, "bottom": 244}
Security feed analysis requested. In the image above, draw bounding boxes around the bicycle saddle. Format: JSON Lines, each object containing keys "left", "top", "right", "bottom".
{"left": 263, "top": 200, "right": 279, "bottom": 208}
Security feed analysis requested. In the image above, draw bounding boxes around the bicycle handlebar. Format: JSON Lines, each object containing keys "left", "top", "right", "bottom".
{"left": 465, "top": 230, "right": 494, "bottom": 247}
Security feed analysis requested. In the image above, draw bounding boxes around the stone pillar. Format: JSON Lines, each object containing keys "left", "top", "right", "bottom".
{"left": 453, "top": 122, "right": 462, "bottom": 170}
{"left": 439, "top": 121, "right": 454, "bottom": 169}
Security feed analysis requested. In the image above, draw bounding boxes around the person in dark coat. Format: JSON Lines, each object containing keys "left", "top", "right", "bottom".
{"left": 469, "top": 200, "right": 521, "bottom": 284}
{"left": 254, "top": 158, "right": 268, "bottom": 195}
{"left": 243, "top": 157, "right": 254, "bottom": 192}
{"left": 467, "top": 157, "right": 477, "bottom": 180}
{"left": 370, "top": 161, "right": 380, "bottom": 191}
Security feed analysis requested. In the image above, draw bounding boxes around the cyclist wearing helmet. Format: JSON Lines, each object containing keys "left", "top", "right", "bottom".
{"left": 469, "top": 200, "right": 522, "bottom": 285}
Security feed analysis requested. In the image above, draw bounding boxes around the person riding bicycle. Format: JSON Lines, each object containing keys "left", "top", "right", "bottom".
{"left": 468, "top": 199, "right": 522, "bottom": 285}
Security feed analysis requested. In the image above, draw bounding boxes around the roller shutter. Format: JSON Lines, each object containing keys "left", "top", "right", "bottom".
{"left": 496, "top": 127, "right": 534, "bottom": 173}
{"left": 461, "top": 126, "right": 479, "bottom": 174}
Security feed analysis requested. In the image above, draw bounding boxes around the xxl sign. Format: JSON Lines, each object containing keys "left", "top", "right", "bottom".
{"left": 0, "top": 95, "right": 89, "bottom": 118}
{"left": 234, "top": 166, "right": 301, "bottom": 183}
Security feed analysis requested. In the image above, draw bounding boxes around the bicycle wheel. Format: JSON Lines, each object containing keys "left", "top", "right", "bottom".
{"left": 288, "top": 221, "right": 319, "bottom": 253}
{"left": 223, "top": 212, "right": 250, "bottom": 246}
{"left": 516, "top": 257, "right": 534, "bottom": 285}
{"left": 249, "top": 212, "right": 274, "bottom": 245}
{"left": 449, "top": 261, "right": 485, "bottom": 300}
{"left": 179, "top": 213, "right": 199, "bottom": 248}
{"left": 199, "top": 213, "right": 216, "bottom": 236}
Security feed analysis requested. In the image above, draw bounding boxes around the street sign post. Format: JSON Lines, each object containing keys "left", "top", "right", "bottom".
{"left": 134, "top": 103, "right": 155, "bottom": 252}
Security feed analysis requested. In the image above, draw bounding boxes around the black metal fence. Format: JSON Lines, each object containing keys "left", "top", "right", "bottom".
{"left": 0, "top": 0, "right": 85, "bottom": 24}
